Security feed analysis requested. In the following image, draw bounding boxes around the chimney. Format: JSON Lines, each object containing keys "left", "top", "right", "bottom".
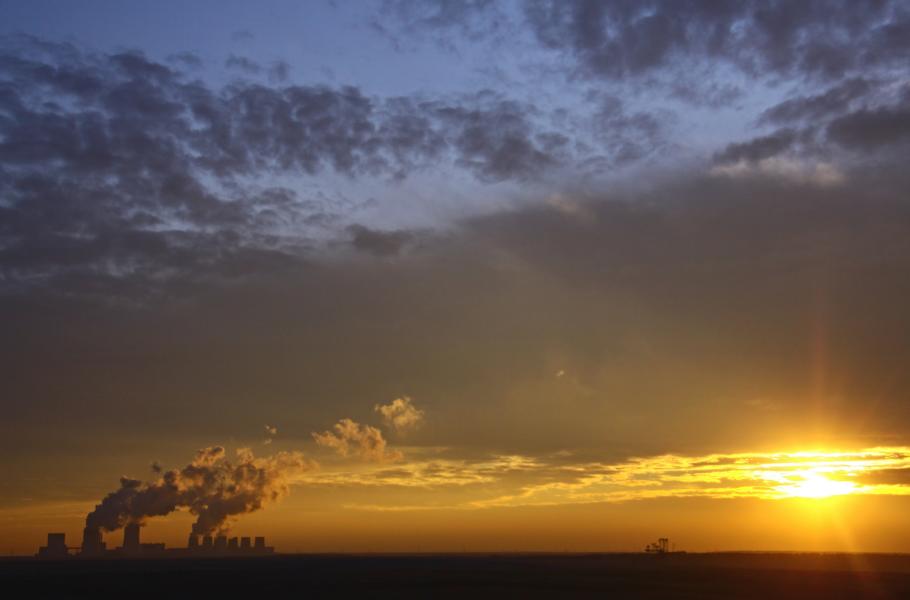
{"left": 202, "top": 535, "right": 213, "bottom": 549}
{"left": 123, "top": 523, "right": 140, "bottom": 552}
{"left": 214, "top": 535, "right": 227, "bottom": 551}
{"left": 81, "top": 527, "right": 105, "bottom": 556}
{"left": 240, "top": 537, "right": 251, "bottom": 550}
{"left": 188, "top": 533, "right": 199, "bottom": 549}
{"left": 228, "top": 537, "right": 239, "bottom": 550}
{"left": 254, "top": 536, "right": 265, "bottom": 550}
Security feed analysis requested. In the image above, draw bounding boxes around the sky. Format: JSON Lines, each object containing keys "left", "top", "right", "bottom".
{"left": 1, "top": 0, "right": 910, "bottom": 555}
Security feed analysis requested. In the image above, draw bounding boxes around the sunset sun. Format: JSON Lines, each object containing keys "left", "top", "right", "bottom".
{"left": 775, "top": 472, "right": 858, "bottom": 499}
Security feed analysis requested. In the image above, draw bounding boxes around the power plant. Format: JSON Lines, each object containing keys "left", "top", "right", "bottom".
{"left": 36, "top": 526, "right": 275, "bottom": 559}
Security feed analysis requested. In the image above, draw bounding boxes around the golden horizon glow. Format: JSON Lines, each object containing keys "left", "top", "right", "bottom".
{"left": 4, "top": 446, "right": 910, "bottom": 555}
{"left": 289, "top": 446, "right": 910, "bottom": 511}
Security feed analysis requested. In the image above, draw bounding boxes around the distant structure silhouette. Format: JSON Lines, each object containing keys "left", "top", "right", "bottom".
{"left": 645, "top": 537, "right": 683, "bottom": 554}
{"left": 36, "top": 533, "right": 70, "bottom": 558}
{"left": 123, "top": 523, "right": 140, "bottom": 555}
{"left": 37, "top": 527, "right": 275, "bottom": 558}
{"left": 81, "top": 527, "right": 105, "bottom": 556}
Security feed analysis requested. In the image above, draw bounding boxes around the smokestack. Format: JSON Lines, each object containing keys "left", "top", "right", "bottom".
{"left": 81, "top": 526, "right": 105, "bottom": 556}
{"left": 240, "top": 537, "right": 251, "bottom": 550}
{"left": 228, "top": 537, "right": 238, "bottom": 551}
{"left": 187, "top": 533, "right": 199, "bottom": 549}
{"left": 254, "top": 536, "right": 265, "bottom": 550}
{"left": 214, "top": 535, "right": 227, "bottom": 551}
{"left": 202, "top": 535, "right": 213, "bottom": 549}
{"left": 123, "top": 523, "right": 140, "bottom": 553}
{"left": 82, "top": 447, "right": 309, "bottom": 543}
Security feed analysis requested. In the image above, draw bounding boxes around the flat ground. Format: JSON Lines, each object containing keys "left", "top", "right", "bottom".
{"left": 3, "top": 553, "right": 910, "bottom": 599}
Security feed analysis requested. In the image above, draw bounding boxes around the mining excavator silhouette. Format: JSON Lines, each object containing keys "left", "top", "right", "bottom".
{"left": 645, "top": 537, "right": 685, "bottom": 554}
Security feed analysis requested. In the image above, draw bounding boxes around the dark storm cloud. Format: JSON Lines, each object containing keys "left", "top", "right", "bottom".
{"left": 523, "top": 0, "right": 908, "bottom": 82}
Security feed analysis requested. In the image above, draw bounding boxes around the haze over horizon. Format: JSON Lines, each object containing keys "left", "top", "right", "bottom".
{"left": 2, "top": 0, "right": 910, "bottom": 555}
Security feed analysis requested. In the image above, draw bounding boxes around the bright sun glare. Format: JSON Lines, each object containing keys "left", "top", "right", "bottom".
{"left": 774, "top": 472, "right": 858, "bottom": 499}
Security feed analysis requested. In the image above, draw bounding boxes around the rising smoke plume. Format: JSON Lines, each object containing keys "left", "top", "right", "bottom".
{"left": 84, "top": 446, "right": 312, "bottom": 536}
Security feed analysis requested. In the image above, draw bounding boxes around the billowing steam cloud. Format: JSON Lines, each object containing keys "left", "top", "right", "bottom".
{"left": 85, "top": 446, "right": 311, "bottom": 536}
{"left": 375, "top": 397, "right": 424, "bottom": 433}
{"left": 312, "top": 418, "right": 402, "bottom": 462}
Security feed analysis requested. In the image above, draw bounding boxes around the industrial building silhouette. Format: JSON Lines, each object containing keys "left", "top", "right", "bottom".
{"left": 37, "top": 524, "right": 274, "bottom": 558}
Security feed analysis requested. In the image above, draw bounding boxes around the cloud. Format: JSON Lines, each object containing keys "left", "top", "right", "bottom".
{"left": 374, "top": 0, "right": 508, "bottom": 52}
{"left": 225, "top": 54, "right": 261, "bottom": 75}
{"left": 589, "top": 95, "right": 668, "bottom": 164}
{"left": 0, "top": 36, "right": 583, "bottom": 298}
{"left": 472, "top": 448, "right": 910, "bottom": 508}
{"left": 295, "top": 447, "right": 910, "bottom": 511}
{"left": 429, "top": 94, "right": 565, "bottom": 181}
{"left": 713, "top": 129, "right": 799, "bottom": 164}
{"left": 2, "top": 27, "right": 910, "bottom": 470}
{"left": 669, "top": 79, "right": 743, "bottom": 109}
{"left": 347, "top": 225, "right": 415, "bottom": 257}
{"left": 231, "top": 30, "right": 255, "bottom": 43}
{"left": 827, "top": 102, "right": 910, "bottom": 150}
{"left": 5, "top": 154, "right": 910, "bottom": 456}
{"left": 84, "top": 446, "right": 312, "bottom": 536}
{"left": 268, "top": 60, "right": 290, "bottom": 83}
{"left": 759, "top": 78, "right": 875, "bottom": 125}
{"left": 375, "top": 397, "right": 425, "bottom": 432}
{"left": 709, "top": 128, "right": 846, "bottom": 187}
{"left": 709, "top": 157, "right": 845, "bottom": 187}
{"left": 313, "top": 418, "right": 403, "bottom": 462}
{"left": 523, "top": 1, "right": 909, "bottom": 82}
